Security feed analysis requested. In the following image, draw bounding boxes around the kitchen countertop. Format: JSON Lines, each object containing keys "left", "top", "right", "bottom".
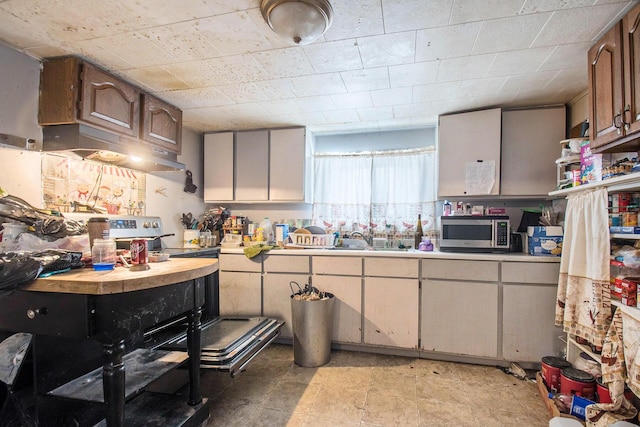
{"left": 220, "top": 247, "right": 560, "bottom": 262}
{"left": 23, "top": 258, "right": 219, "bottom": 294}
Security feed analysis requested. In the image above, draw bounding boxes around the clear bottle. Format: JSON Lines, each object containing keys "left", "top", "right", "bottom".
{"left": 443, "top": 200, "right": 452, "bottom": 216}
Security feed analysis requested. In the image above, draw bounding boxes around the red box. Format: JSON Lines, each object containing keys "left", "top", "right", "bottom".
{"left": 621, "top": 278, "right": 638, "bottom": 306}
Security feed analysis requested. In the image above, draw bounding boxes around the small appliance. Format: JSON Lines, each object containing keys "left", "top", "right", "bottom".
{"left": 439, "top": 215, "right": 510, "bottom": 253}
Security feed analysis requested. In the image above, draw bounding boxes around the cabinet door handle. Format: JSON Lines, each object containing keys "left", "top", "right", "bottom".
{"left": 614, "top": 111, "right": 623, "bottom": 134}
{"left": 623, "top": 104, "right": 631, "bottom": 131}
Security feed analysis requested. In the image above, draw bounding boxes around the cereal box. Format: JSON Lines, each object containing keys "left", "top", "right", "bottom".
{"left": 580, "top": 142, "right": 602, "bottom": 184}
{"left": 527, "top": 226, "right": 563, "bottom": 256}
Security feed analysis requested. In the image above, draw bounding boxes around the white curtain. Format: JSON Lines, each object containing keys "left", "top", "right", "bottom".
{"left": 555, "top": 187, "right": 611, "bottom": 347}
{"left": 312, "top": 149, "right": 436, "bottom": 236}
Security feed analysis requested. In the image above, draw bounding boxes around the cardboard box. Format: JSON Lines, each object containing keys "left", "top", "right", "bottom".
{"left": 580, "top": 142, "right": 603, "bottom": 184}
{"left": 527, "top": 226, "right": 563, "bottom": 256}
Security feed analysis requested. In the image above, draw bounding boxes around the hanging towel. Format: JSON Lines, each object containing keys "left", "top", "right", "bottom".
{"left": 555, "top": 188, "right": 612, "bottom": 347}
{"left": 243, "top": 244, "right": 276, "bottom": 259}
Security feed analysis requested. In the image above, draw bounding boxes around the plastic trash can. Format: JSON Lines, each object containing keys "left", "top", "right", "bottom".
{"left": 291, "top": 292, "right": 335, "bottom": 367}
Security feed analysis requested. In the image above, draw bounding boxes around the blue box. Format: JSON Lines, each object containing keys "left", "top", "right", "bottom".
{"left": 527, "top": 226, "right": 563, "bottom": 256}
{"left": 569, "top": 395, "right": 595, "bottom": 420}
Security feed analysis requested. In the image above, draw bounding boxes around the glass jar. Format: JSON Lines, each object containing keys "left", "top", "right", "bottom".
{"left": 91, "top": 238, "right": 116, "bottom": 271}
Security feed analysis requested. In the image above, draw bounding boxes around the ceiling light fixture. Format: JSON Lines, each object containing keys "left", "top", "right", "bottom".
{"left": 260, "top": 0, "right": 333, "bottom": 45}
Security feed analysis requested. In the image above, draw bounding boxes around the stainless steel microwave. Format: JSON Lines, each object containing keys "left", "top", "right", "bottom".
{"left": 439, "top": 215, "right": 510, "bottom": 252}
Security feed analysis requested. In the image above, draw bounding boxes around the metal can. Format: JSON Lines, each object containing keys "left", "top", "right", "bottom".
{"left": 130, "top": 239, "right": 148, "bottom": 265}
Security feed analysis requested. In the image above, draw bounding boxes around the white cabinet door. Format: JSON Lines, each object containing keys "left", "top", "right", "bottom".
{"left": 364, "top": 277, "right": 419, "bottom": 348}
{"left": 270, "top": 127, "right": 305, "bottom": 201}
{"left": 311, "top": 274, "right": 362, "bottom": 344}
{"left": 502, "top": 284, "right": 563, "bottom": 362}
{"left": 501, "top": 106, "right": 566, "bottom": 196}
{"left": 219, "top": 271, "right": 262, "bottom": 316}
{"left": 438, "top": 108, "right": 501, "bottom": 198}
{"left": 263, "top": 273, "right": 309, "bottom": 339}
{"left": 203, "top": 132, "right": 234, "bottom": 202}
{"left": 422, "top": 279, "right": 498, "bottom": 357}
{"left": 235, "top": 130, "right": 269, "bottom": 201}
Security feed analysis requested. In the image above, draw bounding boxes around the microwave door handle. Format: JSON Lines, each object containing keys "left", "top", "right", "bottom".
{"left": 492, "top": 221, "right": 496, "bottom": 245}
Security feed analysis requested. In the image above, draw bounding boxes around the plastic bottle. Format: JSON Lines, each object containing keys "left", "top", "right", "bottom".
{"left": 443, "top": 200, "right": 452, "bottom": 216}
{"left": 260, "top": 218, "right": 273, "bottom": 244}
{"left": 415, "top": 214, "right": 423, "bottom": 249}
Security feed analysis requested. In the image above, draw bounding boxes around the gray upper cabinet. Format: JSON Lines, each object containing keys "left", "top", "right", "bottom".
{"left": 500, "top": 106, "right": 566, "bottom": 196}
{"left": 204, "top": 132, "right": 234, "bottom": 202}
{"left": 270, "top": 127, "right": 305, "bottom": 201}
{"left": 235, "top": 130, "right": 269, "bottom": 201}
{"left": 438, "top": 108, "right": 502, "bottom": 198}
{"left": 204, "top": 127, "right": 306, "bottom": 203}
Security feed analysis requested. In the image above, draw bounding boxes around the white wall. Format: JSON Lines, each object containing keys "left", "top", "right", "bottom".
{"left": 0, "top": 43, "right": 206, "bottom": 248}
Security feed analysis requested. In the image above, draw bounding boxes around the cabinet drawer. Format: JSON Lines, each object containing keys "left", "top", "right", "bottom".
{"left": 364, "top": 257, "right": 418, "bottom": 278}
{"left": 0, "top": 291, "right": 91, "bottom": 337}
{"left": 501, "top": 262, "right": 560, "bottom": 284}
{"left": 263, "top": 255, "right": 310, "bottom": 273}
{"left": 422, "top": 259, "right": 498, "bottom": 282}
{"left": 219, "top": 254, "right": 262, "bottom": 272}
{"left": 313, "top": 256, "right": 362, "bottom": 276}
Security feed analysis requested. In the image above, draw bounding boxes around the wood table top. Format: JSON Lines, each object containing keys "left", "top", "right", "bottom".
{"left": 21, "top": 258, "right": 219, "bottom": 295}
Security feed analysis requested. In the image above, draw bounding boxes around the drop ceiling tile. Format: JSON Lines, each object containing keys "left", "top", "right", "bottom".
{"left": 139, "top": 22, "right": 221, "bottom": 62}
{"left": 393, "top": 103, "right": 429, "bottom": 119}
{"left": 382, "top": 0, "right": 453, "bottom": 32}
{"left": 257, "top": 100, "right": 302, "bottom": 115}
{"left": 253, "top": 78, "right": 298, "bottom": 100}
{"left": 0, "top": 9, "right": 55, "bottom": 49}
{"left": 160, "top": 61, "right": 217, "bottom": 88}
{"left": 450, "top": 0, "right": 527, "bottom": 25}
{"left": 252, "top": 47, "right": 315, "bottom": 78}
{"left": 357, "top": 32, "right": 416, "bottom": 68}
{"left": 125, "top": 0, "right": 215, "bottom": 24}
{"left": 88, "top": 31, "right": 175, "bottom": 68}
{"left": 532, "top": 3, "right": 630, "bottom": 47}
{"left": 389, "top": 62, "right": 439, "bottom": 88}
{"left": 370, "top": 87, "right": 413, "bottom": 107}
{"left": 121, "top": 66, "right": 191, "bottom": 92}
{"left": 303, "top": 39, "right": 362, "bottom": 73}
{"left": 195, "top": 12, "right": 272, "bottom": 55}
{"left": 486, "top": 46, "right": 555, "bottom": 77}
{"left": 547, "top": 67, "right": 588, "bottom": 93}
{"left": 472, "top": 13, "right": 553, "bottom": 54}
{"left": 295, "top": 95, "right": 337, "bottom": 113}
{"left": 341, "top": 67, "right": 389, "bottom": 92}
{"left": 323, "top": 109, "right": 361, "bottom": 124}
{"left": 413, "top": 81, "right": 462, "bottom": 102}
{"left": 457, "top": 76, "right": 509, "bottom": 97}
{"left": 200, "top": 0, "right": 258, "bottom": 15}
{"left": 204, "top": 54, "right": 269, "bottom": 84}
{"left": 522, "top": 0, "right": 596, "bottom": 13}
{"left": 244, "top": 7, "right": 304, "bottom": 50}
{"left": 217, "top": 83, "right": 269, "bottom": 103}
{"left": 171, "top": 87, "right": 234, "bottom": 108}
{"left": 290, "top": 73, "right": 347, "bottom": 97}
{"left": 436, "top": 53, "right": 496, "bottom": 82}
{"left": 538, "top": 42, "right": 591, "bottom": 71}
{"left": 415, "top": 22, "right": 482, "bottom": 62}
{"left": 331, "top": 92, "right": 374, "bottom": 109}
{"left": 323, "top": 0, "right": 384, "bottom": 41}
{"left": 24, "top": 44, "right": 73, "bottom": 58}
{"left": 358, "top": 106, "right": 394, "bottom": 121}
{"left": 499, "top": 70, "right": 560, "bottom": 94}
{"left": 73, "top": 39, "right": 136, "bottom": 70}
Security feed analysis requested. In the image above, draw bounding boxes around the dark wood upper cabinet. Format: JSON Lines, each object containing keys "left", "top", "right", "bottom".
{"left": 588, "top": 22, "right": 624, "bottom": 149}
{"left": 39, "top": 57, "right": 140, "bottom": 138}
{"left": 141, "top": 94, "right": 182, "bottom": 154}
{"left": 623, "top": 3, "right": 640, "bottom": 139}
{"left": 588, "top": 4, "right": 640, "bottom": 152}
{"left": 39, "top": 56, "right": 182, "bottom": 155}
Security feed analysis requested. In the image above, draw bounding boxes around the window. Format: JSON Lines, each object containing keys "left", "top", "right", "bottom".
{"left": 312, "top": 147, "right": 437, "bottom": 240}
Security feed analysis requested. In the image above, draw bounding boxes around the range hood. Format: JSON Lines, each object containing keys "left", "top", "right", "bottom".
{"left": 42, "top": 124, "right": 185, "bottom": 173}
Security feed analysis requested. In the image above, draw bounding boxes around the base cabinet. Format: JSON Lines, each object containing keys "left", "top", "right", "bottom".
{"left": 421, "top": 279, "right": 499, "bottom": 357}
{"left": 363, "top": 277, "right": 419, "bottom": 348}
{"left": 219, "top": 254, "right": 262, "bottom": 316}
{"left": 311, "top": 275, "right": 362, "bottom": 344}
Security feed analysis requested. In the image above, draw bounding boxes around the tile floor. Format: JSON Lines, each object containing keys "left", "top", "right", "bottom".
{"left": 197, "top": 344, "right": 550, "bottom": 427}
